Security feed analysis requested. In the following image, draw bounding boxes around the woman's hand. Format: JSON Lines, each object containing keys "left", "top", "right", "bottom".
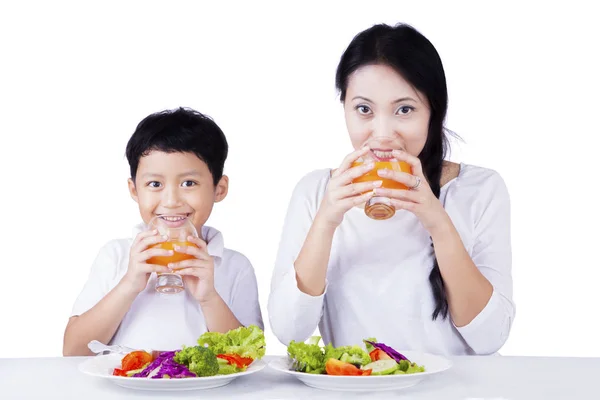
{"left": 315, "top": 146, "right": 382, "bottom": 228}
{"left": 374, "top": 149, "right": 450, "bottom": 232}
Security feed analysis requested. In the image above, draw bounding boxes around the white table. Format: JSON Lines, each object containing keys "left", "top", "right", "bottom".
{"left": 1, "top": 355, "right": 598, "bottom": 399}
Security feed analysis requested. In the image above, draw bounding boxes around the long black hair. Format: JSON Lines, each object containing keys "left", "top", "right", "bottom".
{"left": 335, "top": 23, "right": 450, "bottom": 320}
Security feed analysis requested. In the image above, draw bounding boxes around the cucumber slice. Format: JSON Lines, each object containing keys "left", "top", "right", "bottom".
{"left": 339, "top": 353, "right": 362, "bottom": 366}
{"left": 339, "top": 353, "right": 352, "bottom": 363}
{"left": 217, "top": 357, "right": 230, "bottom": 366}
{"left": 125, "top": 363, "right": 150, "bottom": 377}
{"left": 361, "top": 359, "right": 399, "bottom": 375}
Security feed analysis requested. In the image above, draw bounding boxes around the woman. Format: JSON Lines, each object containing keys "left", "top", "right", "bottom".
{"left": 268, "top": 23, "right": 514, "bottom": 356}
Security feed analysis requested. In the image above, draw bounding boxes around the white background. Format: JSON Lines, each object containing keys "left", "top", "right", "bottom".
{"left": 1, "top": 1, "right": 599, "bottom": 359}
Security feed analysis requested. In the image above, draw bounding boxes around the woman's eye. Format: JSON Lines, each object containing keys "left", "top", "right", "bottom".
{"left": 397, "top": 106, "right": 414, "bottom": 115}
{"left": 356, "top": 105, "right": 371, "bottom": 115}
{"left": 182, "top": 181, "right": 196, "bottom": 187}
{"left": 147, "top": 181, "right": 161, "bottom": 188}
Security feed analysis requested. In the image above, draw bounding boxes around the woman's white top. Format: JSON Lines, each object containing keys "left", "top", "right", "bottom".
{"left": 268, "top": 163, "right": 514, "bottom": 356}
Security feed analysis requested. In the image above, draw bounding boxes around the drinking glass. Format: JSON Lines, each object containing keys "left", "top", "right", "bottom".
{"left": 352, "top": 138, "right": 412, "bottom": 220}
{"left": 146, "top": 216, "right": 199, "bottom": 294}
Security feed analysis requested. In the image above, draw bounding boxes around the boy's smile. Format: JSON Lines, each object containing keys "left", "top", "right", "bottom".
{"left": 128, "top": 150, "right": 228, "bottom": 233}
{"left": 155, "top": 214, "right": 194, "bottom": 228}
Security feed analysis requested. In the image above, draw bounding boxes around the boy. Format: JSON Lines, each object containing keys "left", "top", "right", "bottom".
{"left": 63, "top": 107, "right": 263, "bottom": 355}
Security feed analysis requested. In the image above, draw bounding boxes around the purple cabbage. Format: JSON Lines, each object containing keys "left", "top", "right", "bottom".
{"left": 131, "top": 357, "right": 164, "bottom": 378}
{"left": 132, "top": 351, "right": 196, "bottom": 379}
{"left": 365, "top": 340, "right": 409, "bottom": 362}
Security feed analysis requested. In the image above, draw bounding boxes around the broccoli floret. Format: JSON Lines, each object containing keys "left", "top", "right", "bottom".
{"left": 174, "top": 345, "right": 219, "bottom": 377}
{"left": 340, "top": 351, "right": 371, "bottom": 366}
{"left": 324, "top": 344, "right": 371, "bottom": 366}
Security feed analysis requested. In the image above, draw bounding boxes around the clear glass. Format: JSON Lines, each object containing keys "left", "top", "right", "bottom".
{"left": 146, "top": 216, "right": 199, "bottom": 294}
{"left": 351, "top": 138, "right": 412, "bottom": 220}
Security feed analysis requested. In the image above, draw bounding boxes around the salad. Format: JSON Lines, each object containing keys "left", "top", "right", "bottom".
{"left": 286, "top": 336, "right": 425, "bottom": 376}
{"left": 111, "top": 325, "right": 265, "bottom": 379}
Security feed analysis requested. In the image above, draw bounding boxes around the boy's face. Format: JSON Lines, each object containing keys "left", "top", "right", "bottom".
{"left": 128, "top": 150, "right": 228, "bottom": 232}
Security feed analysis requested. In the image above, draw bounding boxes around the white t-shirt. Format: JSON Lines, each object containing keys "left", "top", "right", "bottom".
{"left": 71, "top": 224, "right": 264, "bottom": 351}
{"left": 268, "top": 163, "right": 515, "bottom": 356}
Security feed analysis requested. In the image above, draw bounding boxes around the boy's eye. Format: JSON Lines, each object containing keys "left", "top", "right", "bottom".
{"left": 147, "top": 181, "right": 161, "bottom": 188}
{"left": 182, "top": 181, "right": 197, "bottom": 187}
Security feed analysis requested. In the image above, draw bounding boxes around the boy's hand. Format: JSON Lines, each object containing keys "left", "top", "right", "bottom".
{"left": 169, "top": 236, "right": 217, "bottom": 304}
{"left": 122, "top": 229, "right": 172, "bottom": 294}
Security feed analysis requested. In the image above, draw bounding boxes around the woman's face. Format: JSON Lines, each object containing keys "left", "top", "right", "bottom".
{"left": 344, "top": 64, "right": 431, "bottom": 157}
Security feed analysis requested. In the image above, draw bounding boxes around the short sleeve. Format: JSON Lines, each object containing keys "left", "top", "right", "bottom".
{"left": 229, "top": 254, "right": 264, "bottom": 330}
{"left": 70, "top": 240, "right": 125, "bottom": 317}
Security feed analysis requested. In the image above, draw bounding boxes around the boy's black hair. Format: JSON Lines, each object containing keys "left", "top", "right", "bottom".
{"left": 125, "top": 107, "right": 228, "bottom": 186}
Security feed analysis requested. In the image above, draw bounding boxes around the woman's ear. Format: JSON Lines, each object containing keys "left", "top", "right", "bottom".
{"left": 214, "top": 175, "right": 229, "bottom": 202}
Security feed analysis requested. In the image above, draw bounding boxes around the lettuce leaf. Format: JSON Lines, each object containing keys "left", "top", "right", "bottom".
{"left": 197, "top": 325, "right": 266, "bottom": 360}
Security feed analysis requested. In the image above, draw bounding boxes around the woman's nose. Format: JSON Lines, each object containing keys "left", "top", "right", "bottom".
{"left": 371, "top": 115, "right": 396, "bottom": 139}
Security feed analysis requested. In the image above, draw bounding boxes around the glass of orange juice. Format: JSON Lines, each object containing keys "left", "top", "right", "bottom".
{"left": 351, "top": 138, "right": 412, "bottom": 220}
{"left": 146, "top": 216, "right": 199, "bottom": 294}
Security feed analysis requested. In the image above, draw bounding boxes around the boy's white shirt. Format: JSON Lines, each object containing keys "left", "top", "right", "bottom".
{"left": 71, "top": 224, "right": 264, "bottom": 351}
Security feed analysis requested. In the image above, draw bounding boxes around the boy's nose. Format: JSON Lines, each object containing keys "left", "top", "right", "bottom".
{"left": 163, "top": 187, "right": 182, "bottom": 207}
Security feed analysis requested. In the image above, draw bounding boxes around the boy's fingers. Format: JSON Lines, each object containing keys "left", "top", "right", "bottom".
{"left": 186, "top": 235, "right": 208, "bottom": 251}
{"left": 176, "top": 267, "right": 210, "bottom": 277}
{"left": 137, "top": 234, "right": 168, "bottom": 250}
{"left": 133, "top": 229, "right": 159, "bottom": 246}
{"left": 173, "top": 244, "right": 210, "bottom": 260}
{"left": 168, "top": 259, "right": 212, "bottom": 270}
{"left": 142, "top": 264, "right": 171, "bottom": 274}
{"left": 138, "top": 248, "right": 174, "bottom": 262}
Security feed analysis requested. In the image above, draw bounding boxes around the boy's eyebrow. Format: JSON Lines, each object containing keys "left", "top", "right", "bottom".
{"left": 140, "top": 173, "right": 163, "bottom": 178}
{"left": 177, "top": 170, "right": 202, "bottom": 178}
{"left": 140, "top": 171, "right": 202, "bottom": 179}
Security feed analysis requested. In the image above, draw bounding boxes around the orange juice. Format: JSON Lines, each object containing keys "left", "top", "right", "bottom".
{"left": 352, "top": 161, "right": 412, "bottom": 190}
{"left": 147, "top": 241, "right": 198, "bottom": 269}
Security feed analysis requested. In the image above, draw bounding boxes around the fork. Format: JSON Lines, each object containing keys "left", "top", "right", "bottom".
{"left": 88, "top": 340, "right": 136, "bottom": 355}
{"left": 289, "top": 355, "right": 307, "bottom": 372}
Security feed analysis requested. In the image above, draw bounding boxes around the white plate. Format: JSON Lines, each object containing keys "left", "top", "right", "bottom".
{"left": 268, "top": 351, "right": 452, "bottom": 392}
{"left": 79, "top": 353, "right": 266, "bottom": 391}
